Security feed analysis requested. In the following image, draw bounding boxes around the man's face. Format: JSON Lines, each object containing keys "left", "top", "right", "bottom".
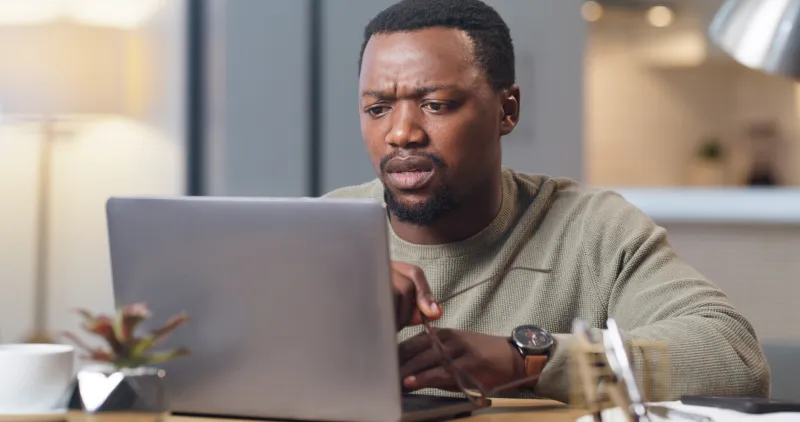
{"left": 359, "top": 27, "right": 513, "bottom": 226}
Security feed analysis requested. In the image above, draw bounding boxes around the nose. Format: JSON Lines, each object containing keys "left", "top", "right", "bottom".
{"left": 385, "top": 103, "right": 427, "bottom": 149}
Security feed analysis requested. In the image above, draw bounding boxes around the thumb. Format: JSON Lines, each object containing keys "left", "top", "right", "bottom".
{"left": 405, "top": 272, "right": 440, "bottom": 319}
{"left": 392, "top": 262, "right": 442, "bottom": 323}
{"left": 417, "top": 289, "right": 441, "bottom": 319}
{"left": 406, "top": 289, "right": 440, "bottom": 326}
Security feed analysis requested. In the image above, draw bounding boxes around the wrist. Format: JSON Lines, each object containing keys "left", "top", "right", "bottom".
{"left": 508, "top": 325, "right": 554, "bottom": 390}
{"left": 508, "top": 342, "right": 528, "bottom": 380}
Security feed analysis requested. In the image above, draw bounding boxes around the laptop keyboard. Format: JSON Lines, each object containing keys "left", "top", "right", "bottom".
{"left": 402, "top": 394, "right": 472, "bottom": 413}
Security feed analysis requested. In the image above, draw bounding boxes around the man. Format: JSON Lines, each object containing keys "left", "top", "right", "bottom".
{"left": 324, "top": 0, "right": 770, "bottom": 402}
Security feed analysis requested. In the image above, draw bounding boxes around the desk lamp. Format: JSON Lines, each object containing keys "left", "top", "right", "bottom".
{"left": 709, "top": 0, "right": 800, "bottom": 79}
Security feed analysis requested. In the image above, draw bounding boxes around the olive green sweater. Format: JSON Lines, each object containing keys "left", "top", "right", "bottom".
{"left": 324, "top": 168, "right": 770, "bottom": 402}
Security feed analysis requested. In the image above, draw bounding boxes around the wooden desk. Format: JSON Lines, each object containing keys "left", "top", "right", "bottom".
{"left": 170, "top": 399, "right": 588, "bottom": 422}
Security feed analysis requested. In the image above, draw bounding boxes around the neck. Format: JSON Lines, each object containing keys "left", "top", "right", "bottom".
{"left": 389, "top": 172, "right": 503, "bottom": 245}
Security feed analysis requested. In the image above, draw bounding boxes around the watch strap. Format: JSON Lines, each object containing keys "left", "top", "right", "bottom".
{"left": 516, "top": 354, "right": 547, "bottom": 389}
{"left": 524, "top": 354, "right": 548, "bottom": 380}
{"left": 509, "top": 326, "right": 553, "bottom": 389}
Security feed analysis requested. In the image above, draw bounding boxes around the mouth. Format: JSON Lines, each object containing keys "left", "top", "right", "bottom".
{"left": 384, "top": 156, "right": 436, "bottom": 191}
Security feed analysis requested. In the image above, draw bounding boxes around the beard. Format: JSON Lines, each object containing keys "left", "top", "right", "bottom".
{"left": 378, "top": 150, "right": 460, "bottom": 226}
{"left": 382, "top": 183, "right": 459, "bottom": 226}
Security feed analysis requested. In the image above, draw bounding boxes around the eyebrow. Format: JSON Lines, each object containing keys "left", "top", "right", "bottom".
{"left": 360, "top": 84, "right": 462, "bottom": 100}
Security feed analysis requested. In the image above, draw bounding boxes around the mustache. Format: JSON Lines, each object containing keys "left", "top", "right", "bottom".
{"left": 379, "top": 151, "right": 446, "bottom": 173}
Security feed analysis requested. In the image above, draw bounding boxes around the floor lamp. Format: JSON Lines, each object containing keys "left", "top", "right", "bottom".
{"left": 27, "top": 116, "right": 57, "bottom": 344}
{"left": 709, "top": 0, "right": 800, "bottom": 79}
{"left": 0, "top": 21, "right": 129, "bottom": 343}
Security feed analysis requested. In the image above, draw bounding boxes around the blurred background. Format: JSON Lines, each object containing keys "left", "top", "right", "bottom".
{"left": 0, "top": 0, "right": 798, "bottom": 401}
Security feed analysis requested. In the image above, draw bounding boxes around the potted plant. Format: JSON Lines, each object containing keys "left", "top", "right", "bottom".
{"left": 687, "top": 136, "right": 727, "bottom": 186}
{"left": 62, "top": 303, "right": 189, "bottom": 419}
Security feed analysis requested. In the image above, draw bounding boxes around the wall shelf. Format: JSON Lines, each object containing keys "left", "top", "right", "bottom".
{"left": 608, "top": 187, "right": 800, "bottom": 224}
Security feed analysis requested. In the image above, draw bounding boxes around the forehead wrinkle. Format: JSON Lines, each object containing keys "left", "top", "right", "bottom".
{"left": 360, "top": 28, "right": 484, "bottom": 98}
{"left": 375, "top": 53, "right": 477, "bottom": 94}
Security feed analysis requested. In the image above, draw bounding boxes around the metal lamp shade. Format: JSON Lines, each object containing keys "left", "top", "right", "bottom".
{"left": 708, "top": 0, "right": 800, "bottom": 79}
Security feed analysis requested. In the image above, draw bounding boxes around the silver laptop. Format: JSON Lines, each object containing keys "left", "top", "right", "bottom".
{"left": 105, "top": 196, "right": 480, "bottom": 422}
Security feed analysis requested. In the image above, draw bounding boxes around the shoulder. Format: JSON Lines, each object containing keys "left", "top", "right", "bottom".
{"left": 531, "top": 173, "right": 665, "bottom": 266}
{"left": 506, "top": 168, "right": 657, "bottom": 236}
{"left": 322, "top": 178, "right": 384, "bottom": 201}
{"left": 511, "top": 169, "right": 670, "bottom": 285}
{"left": 557, "top": 181, "right": 650, "bottom": 225}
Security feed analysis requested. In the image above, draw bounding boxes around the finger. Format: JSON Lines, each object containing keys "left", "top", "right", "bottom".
{"left": 397, "top": 332, "right": 432, "bottom": 363}
{"left": 398, "top": 328, "right": 458, "bottom": 362}
{"left": 400, "top": 336, "right": 466, "bottom": 379}
{"left": 391, "top": 272, "right": 418, "bottom": 329}
{"left": 403, "top": 366, "right": 459, "bottom": 392}
{"left": 408, "top": 307, "right": 442, "bottom": 326}
{"left": 400, "top": 345, "right": 442, "bottom": 379}
{"left": 393, "top": 262, "right": 441, "bottom": 320}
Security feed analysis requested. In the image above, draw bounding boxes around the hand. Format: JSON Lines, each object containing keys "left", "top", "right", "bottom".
{"left": 392, "top": 262, "right": 441, "bottom": 331}
{"left": 398, "top": 329, "right": 527, "bottom": 392}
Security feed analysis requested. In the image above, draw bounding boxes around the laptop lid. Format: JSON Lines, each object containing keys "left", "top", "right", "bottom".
{"left": 106, "top": 196, "right": 402, "bottom": 422}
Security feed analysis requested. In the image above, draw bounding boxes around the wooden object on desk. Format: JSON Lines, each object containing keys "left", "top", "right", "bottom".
{"left": 165, "top": 399, "right": 587, "bottom": 422}
{"left": 567, "top": 326, "right": 669, "bottom": 422}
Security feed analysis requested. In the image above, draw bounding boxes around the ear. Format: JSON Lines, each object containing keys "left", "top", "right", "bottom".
{"left": 499, "top": 84, "right": 521, "bottom": 136}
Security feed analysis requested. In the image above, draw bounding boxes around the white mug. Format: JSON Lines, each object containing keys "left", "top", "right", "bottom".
{"left": 0, "top": 344, "right": 75, "bottom": 414}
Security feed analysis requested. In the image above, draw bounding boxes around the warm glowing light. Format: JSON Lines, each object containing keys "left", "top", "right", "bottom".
{"left": 636, "top": 31, "right": 707, "bottom": 67}
{"left": 67, "top": 0, "right": 165, "bottom": 29}
{"left": 124, "top": 34, "right": 148, "bottom": 116}
{"left": 0, "top": 0, "right": 63, "bottom": 25}
{"left": 582, "top": 1, "right": 603, "bottom": 22}
{"left": 0, "top": 0, "right": 164, "bottom": 28}
{"left": 647, "top": 5, "right": 674, "bottom": 27}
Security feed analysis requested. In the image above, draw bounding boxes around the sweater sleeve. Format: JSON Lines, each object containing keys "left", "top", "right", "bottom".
{"left": 534, "top": 191, "right": 770, "bottom": 403}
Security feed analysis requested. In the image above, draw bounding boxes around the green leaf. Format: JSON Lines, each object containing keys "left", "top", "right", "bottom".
{"left": 144, "top": 347, "right": 191, "bottom": 364}
{"left": 114, "top": 357, "right": 150, "bottom": 369}
{"left": 149, "top": 313, "right": 189, "bottom": 345}
{"left": 113, "top": 310, "right": 125, "bottom": 344}
{"left": 70, "top": 305, "right": 190, "bottom": 369}
{"left": 130, "top": 335, "right": 157, "bottom": 358}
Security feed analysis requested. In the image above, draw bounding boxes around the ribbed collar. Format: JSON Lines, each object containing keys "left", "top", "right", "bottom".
{"left": 388, "top": 168, "right": 523, "bottom": 260}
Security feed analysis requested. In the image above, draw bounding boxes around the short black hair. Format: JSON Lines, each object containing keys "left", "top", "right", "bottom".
{"left": 359, "top": 0, "right": 515, "bottom": 91}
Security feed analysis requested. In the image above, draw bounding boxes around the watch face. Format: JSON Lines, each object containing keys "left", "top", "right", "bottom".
{"left": 512, "top": 325, "right": 553, "bottom": 352}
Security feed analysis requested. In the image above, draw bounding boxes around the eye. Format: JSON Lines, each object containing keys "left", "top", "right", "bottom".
{"left": 365, "top": 105, "right": 390, "bottom": 118}
{"left": 421, "top": 102, "right": 452, "bottom": 113}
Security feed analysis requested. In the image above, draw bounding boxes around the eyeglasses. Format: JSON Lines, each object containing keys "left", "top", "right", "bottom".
{"left": 417, "top": 265, "right": 552, "bottom": 409}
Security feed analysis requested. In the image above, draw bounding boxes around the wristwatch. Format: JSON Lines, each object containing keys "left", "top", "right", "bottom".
{"left": 509, "top": 324, "right": 554, "bottom": 387}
